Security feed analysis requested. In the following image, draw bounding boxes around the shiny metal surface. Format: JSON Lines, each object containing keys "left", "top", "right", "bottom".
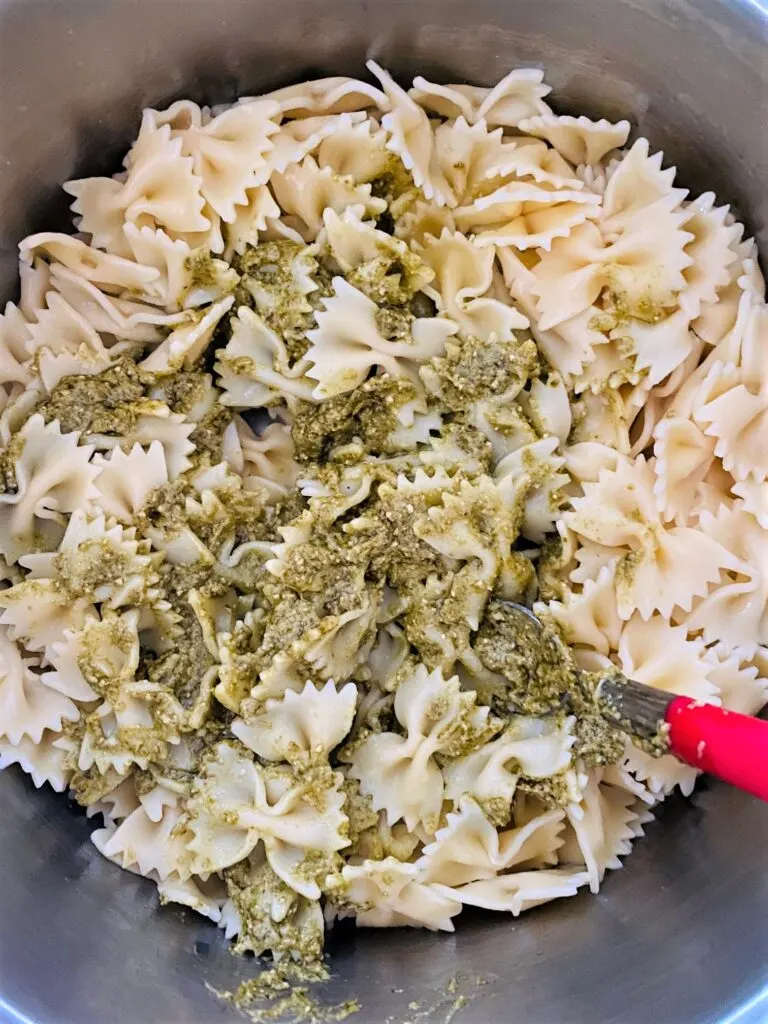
{"left": 0, "top": 1, "right": 767, "bottom": 1022}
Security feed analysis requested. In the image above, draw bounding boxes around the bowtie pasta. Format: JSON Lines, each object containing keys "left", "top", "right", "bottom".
{"left": 0, "top": 62, "right": 765, "bottom": 967}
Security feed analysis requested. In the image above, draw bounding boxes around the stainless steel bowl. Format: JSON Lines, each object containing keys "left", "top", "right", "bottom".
{"left": 1, "top": 2, "right": 767, "bottom": 1022}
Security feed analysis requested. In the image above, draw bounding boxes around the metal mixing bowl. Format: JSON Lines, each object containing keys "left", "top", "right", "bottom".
{"left": 1, "top": 1, "right": 767, "bottom": 1021}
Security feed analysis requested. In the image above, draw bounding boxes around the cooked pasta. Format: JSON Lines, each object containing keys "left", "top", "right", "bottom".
{"left": 0, "top": 63, "right": 765, "bottom": 964}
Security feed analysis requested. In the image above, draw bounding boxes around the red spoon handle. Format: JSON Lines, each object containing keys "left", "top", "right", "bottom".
{"left": 666, "top": 697, "right": 768, "bottom": 802}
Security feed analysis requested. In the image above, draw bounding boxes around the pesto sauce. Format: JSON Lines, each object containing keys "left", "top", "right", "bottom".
{"left": 38, "top": 358, "right": 148, "bottom": 435}
{"left": 0, "top": 432, "right": 26, "bottom": 491}
{"left": 291, "top": 376, "right": 420, "bottom": 461}
{"left": 184, "top": 249, "right": 222, "bottom": 291}
{"left": 346, "top": 247, "right": 433, "bottom": 306}
{"left": 424, "top": 334, "right": 540, "bottom": 411}
{"left": 234, "top": 240, "right": 324, "bottom": 364}
{"left": 475, "top": 600, "right": 626, "bottom": 767}
{"left": 218, "top": 977, "right": 360, "bottom": 1024}
{"left": 224, "top": 856, "right": 325, "bottom": 962}
{"left": 368, "top": 153, "right": 424, "bottom": 220}
{"left": 160, "top": 370, "right": 215, "bottom": 416}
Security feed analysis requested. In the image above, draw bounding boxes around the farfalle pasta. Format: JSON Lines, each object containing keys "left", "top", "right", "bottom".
{"left": 0, "top": 64, "right": 765, "bottom": 969}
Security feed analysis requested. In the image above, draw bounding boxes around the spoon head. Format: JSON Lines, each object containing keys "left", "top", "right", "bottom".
{"left": 477, "top": 601, "right": 630, "bottom": 765}
{"left": 492, "top": 601, "right": 546, "bottom": 632}
{"left": 474, "top": 600, "right": 576, "bottom": 716}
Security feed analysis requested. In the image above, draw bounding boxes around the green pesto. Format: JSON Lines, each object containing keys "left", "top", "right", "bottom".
{"left": 131, "top": 767, "right": 161, "bottom": 798}
{"left": 598, "top": 285, "right": 673, "bottom": 327}
{"left": 265, "top": 474, "right": 447, "bottom": 606}
{"left": 424, "top": 334, "right": 539, "bottom": 411}
{"left": 400, "top": 592, "right": 471, "bottom": 670}
{"left": 68, "top": 763, "right": 125, "bottom": 807}
{"left": 368, "top": 153, "right": 424, "bottom": 220}
{"left": 134, "top": 476, "right": 191, "bottom": 535}
{"left": 474, "top": 600, "right": 575, "bottom": 717}
{"left": 76, "top": 616, "right": 138, "bottom": 688}
{"left": 374, "top": 305, "right": 415, "bottom": 344}
{"left": 350, "top": 819, "right": 420, "bottom": 862}
{"left": 270, "top": 490, "right": 308, "bottom": 530}
{"left": 234, "top": 240, "right": 324, "bottom": 364}
{"left": 38, "top": 358, "right": 148, "bottom": 435}
{"left": 474, "top": 601, "right": 626, "bottom": 766}
{"left": 291, "top": 762, "right": 342, "bottom": 811}
{"left": 53, "top": 538, "right": 153, "bottom": 603}
{"left": 534, "top": 535, "right": 571, "bottom": 603}
{"left": 341, "top": 779, "right": 380, "bottom": 847}
{"left": 480, "top": 401, "right": 539, "bottom": 449}
{"left": 433, "top": 421, "right": 494, "bottom": 474}
{"left": 184, "top": 249, "right": 221, "bottom": 290}
{"left": 516, "top": 772, "right": 578, "bottom": 810}
{"left": 131, "top": 465, "right": 278, "bottom": 707}
{"left": 83, "top": 701, "right": 179, "bottom": 765}
{"left": 188, "top": 405, "right": 232, "bottom": 463}
{"left": 145, "top": 591, "right": 215, "bottom": 707}
{"left": 215, "top": 616, "right": 268, "bottom": 713}
{"left": 258, "top": 589, "right": 323, "bottom": 661}
{"left": 223, "top": 856, "right": 325, "bottom": 962}
{"left": 478, "top": 794, "right": 514, "bottom": 828}
{"left": 434, "top": 689, "right": 502, "bottom": 758}
{"left": 367, "top": 504, "right": 445, "bottom": 589}
{"left": 614, "top": 548, "right": 644, "bottom": 611}
{"left": 291, "top": 376, "right": 421, "bottom": 461}
{"left": 226, "top": 985, "right": 359, "bottom": 1024}
{"left": 0, "top": 431, "right": 26, "bottom": 491}
{"left": 139, "top": 474, "right": 274, "bottom": 555}
{"left": 159, "top": 370, "right": 213, "bottom": 416}
{"left": 346, "top": 247, "right": 433, "bottom": 307}
{"left": 570, "top": 684, "right": 627, "bottom": 767}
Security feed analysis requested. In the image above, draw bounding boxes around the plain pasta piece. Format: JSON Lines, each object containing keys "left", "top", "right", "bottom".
{"left": 165, "top": 100, "right": 281, "bottom": 223}
{"left": 223, "top": 417, "right": 300, "bottom": 499}
{"left": 64, "top": 121, "right": 210, "bottom": 258}
{"left": 418, "top": 798, "right": 565, "bottom": 886}
{"left": 19, "top": 232, "right": 161, "bottom": 294}
{"left": 409, "top": 68, "right": 552, "bottom": 127}
{"left": 455, "top": 180, "right": 601, "bottom": 250}
{"left": 440, "top": 866, "right": 590, "bottom": 914}
{"left": 367, "top": 61, "right": 453, "bottom": 206}
{"left": 233, "top": 680, "right": 357, "bottom": 764}
{"left": 333, "top": 858, "right": 462, "bottom": 930}
{"left": 0, "top": 628, "right": 79, "bottom": 744}
{"left": 259, "top": 76, "right": 389, "bottom": 118}
{"left": 92, "top": 800, "right": 192, "bottom": 881}
{"left": 516, "top": 114, "right": 630, "bottom": 167}
{"left": 349, "top": 665, "right": 496, "bottom": 831}
{"left": 0, "top": 414, "right": 101, "bottom": 564}
{"left": 271, "top": 156, "right": 387, "bottom": 240}
{"left": 91, "top": 442, "right": 170, "bottom": 522}
{"left": 686, "top": 504, "right": 768, "bottom": 652}
{"left": 317, "top": 116, "right": 390, "bottom": 181}
{"left": 139, "top": 295, "right": 234, "bottom": 372}
{"left": 565, "top": 455, "right": 738, "bottom": 618}
{"left": 560, "top": 772, "right": 647, "bottom": 892}
{"left": 418, "top": 228, "right": 529, "bottom": 340}
{"left": 0, "top": 729, "right": 73, "bottom": 791}
{"left": 305, "top": 277, "right": 456, "bottom": 398}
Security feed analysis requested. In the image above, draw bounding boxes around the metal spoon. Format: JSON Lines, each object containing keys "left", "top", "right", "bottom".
{"left": 487, "top": 602, "right": 768, "bottom": 803}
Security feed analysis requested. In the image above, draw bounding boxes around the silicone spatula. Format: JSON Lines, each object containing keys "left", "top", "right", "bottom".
{"left": 497, "top": 603, "right": 768, "bottom": 802}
